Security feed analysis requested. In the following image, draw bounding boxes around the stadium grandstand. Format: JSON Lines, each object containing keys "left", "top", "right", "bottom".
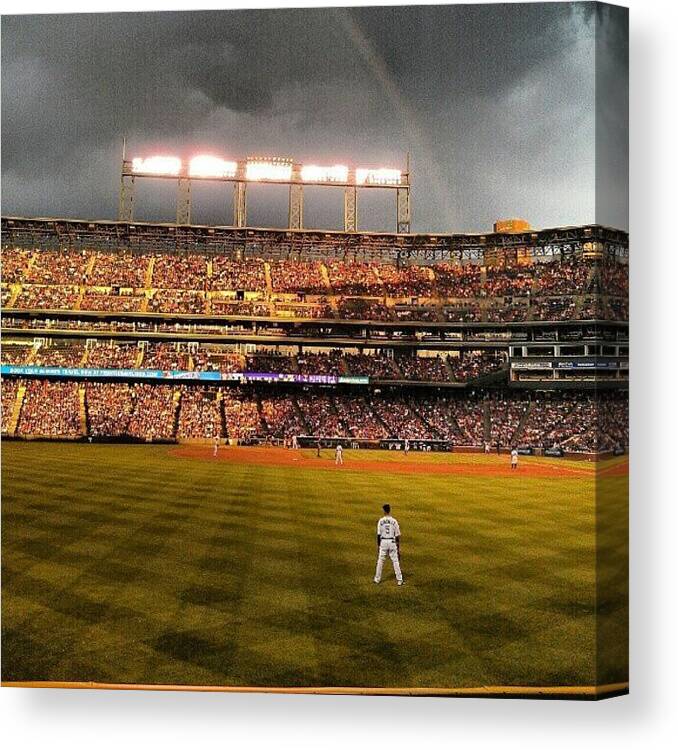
{"left": 1, "top": 216, "right": 628, "bottom": 456}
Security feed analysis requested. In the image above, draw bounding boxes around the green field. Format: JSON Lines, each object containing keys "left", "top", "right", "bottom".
{"left": 1, "top": 442, "right": 628, "bottom": 691}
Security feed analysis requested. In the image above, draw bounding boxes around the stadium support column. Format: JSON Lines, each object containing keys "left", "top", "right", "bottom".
{"left": 344, "top": 186, "right": 357, "bottom": 232}
{"left": 234, "top": 182, "right": 247, "bottom": 228}
{"left": 119, "top": 174, "right": 135, "bottom": 222}
{"left": 177, "top": 177, "right": 191, "bottom": 225}
{"left": 396, "top": 187, "right": 410, "bottom": 234}
{"left": 289, "top": 172, "right": 304, "bottom": 230}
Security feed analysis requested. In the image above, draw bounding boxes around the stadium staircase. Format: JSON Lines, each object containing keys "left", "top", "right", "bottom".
{"left": 25, "top": 346, "right": 38, "bottom": 365}
{"left": 319, "top": 263, "right": 333, "bottom": 293}
{"left": 216, "top": 390, "right": 227, "bottom": 439}
{"left": 141, "top": 292, "right": 151, "bottom": 313}
{"left": 367, "top": 395, "right": 390, "bottom": 434}
{"left": 6, "top": 284, "right": 22, "bottom": 308}
{"left": 135, "top": 346, "right": 145, "bottom": 369}
{"left": 255, "top": 396, "right": 270, "bottom": 436}
{"left": 443, "top": 356, "right": 456, "bottom": 382}
{"left": 291, "top": 396, "right": 311, "bottom": 434}
{"left": 328, "top": 394, "right": 351, "bottom": 435}
{"left": 172, "top": 389, "right": 182, "bottom": 439}
{"left": 78, "top": 349, "right": 88, "bottom": 367}
{"left": 483, "top": 401, "right": 491, "bottom": 444}
{"left": 74, "top": 287, "right": 85, "bottom": 311}
{"left": 144, "top": 257, "right": 155, "bottom": 289}
{"left": 6, "top": 384, "right": 27, "bottom": 436}
{"left": 85, "top": 253, "right": 97, "bottom": 278}
{"left": 24, "top": 251, "right": 38, "bottom": 276}
{"left": 512, "top": 401, "right": 533, "bottom": 444}
{"left": 78, "top": 387, "right": 88, "bottom": 436}
{"left": 264, "top": 262, "right": 273, "bottom": 295}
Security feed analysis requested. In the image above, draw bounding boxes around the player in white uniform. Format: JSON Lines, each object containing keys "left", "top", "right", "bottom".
{"left": 374, "top": 504, "right": 404, "bottom": 585}
{"left": 213, "top": 436, "right": 219, "bottom": 457}
{"left": 511, "top": 447, "right": 518, "bottom": 469}
{"left": 335, "top": 443, "right": 343, "bottom": 465}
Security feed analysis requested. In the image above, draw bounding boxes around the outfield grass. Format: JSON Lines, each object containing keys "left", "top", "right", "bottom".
{"left": 1, "top": 442, "right": 627, "bottom": 690}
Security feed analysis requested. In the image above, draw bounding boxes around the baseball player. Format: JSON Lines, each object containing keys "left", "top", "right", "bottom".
{"left": 374, "top": 504, "right": 404, "bottom": 586}
{"left": 335, "top": 443, "right": 343, "bottom": 465}
{"left": 213, "top": 436, "right": 219, "bottom": 457}
{"left": 511, "top": 447, "right": 519, "bottom": 470}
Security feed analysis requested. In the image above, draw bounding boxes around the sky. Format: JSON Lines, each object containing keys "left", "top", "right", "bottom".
{"left": 1, "top": 2, "right": 628, "bottom": 234}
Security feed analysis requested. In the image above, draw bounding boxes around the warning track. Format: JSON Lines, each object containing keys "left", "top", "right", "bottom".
{"left": 169, "top": 445, "right": 619, "bottom": 479}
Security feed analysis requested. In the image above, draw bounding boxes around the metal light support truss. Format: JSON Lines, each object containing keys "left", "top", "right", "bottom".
{"left": 344, "top": 186, "right": 357, "bottom": 232}
{"left": 119, "top": 151, "right": 411, "bottom": 233}
{"left": 118, "top": 174, "right": 135, "bottom": 223}
{"left": 288, "top": 166, "right": 304, "bottom": 230}
{"left": 233, "top": 182, "right": 247, "bottom": 228}
{"left": 177, "top": 177, "right": 191, "bottom": 225}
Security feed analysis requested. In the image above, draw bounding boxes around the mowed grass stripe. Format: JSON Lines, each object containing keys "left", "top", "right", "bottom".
{"left": 2, "top": 442, "right": 626, "bottom": 688}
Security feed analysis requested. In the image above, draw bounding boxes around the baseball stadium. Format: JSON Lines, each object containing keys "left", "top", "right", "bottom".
{"left": 1, "top": 154, "right": 628, "bottom": 697}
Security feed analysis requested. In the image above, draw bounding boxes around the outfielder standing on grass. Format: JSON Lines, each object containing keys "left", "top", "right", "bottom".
{"left": 374, "top": 504, "right": 404, "bottom": 586}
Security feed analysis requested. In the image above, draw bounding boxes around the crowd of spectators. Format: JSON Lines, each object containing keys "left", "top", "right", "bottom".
{"left": 86, "top": 342, "right": 140, "bottom": 369}
{"left": 153, "top": 254, "right": 208, "bottom": 290}
{"left": 177, "top": 386, "right": 222, "bottom": 439}
{"left": 488, "top": 394, "right": 529, "bottom": 447}
{"left": 3, "top": 378, "right": 628, "bottom": 451}
{"left": 331, "top": 394, "right": 388, "bottom": 440}
{"left": 431, "top": 263, "right": 481, "bottom": 297}
{"left": 17, "top": 379, "right": 81, "bottom": 436}
{"left": 377, "top": 264, "right": 433, "bottom": 297}
{"left": 343, "top": 352, "right": 399, "bottom": 379}
{"left": 80, "top": 291, "right": 145, "bottom": 312}
{"left": 14, "top": 285, "right": 80, "bottom": 310}
{"left": 1, "top": 345, "right": 32, "bottom": 364}
{"left": 448, "top": 351, "right": 506, "bottom": 382}
{"left": 529, "top": 296, "right": 577, "bottom": 322}
{"left": 337, "top": 298, "right": 391, "bottom": 321}
{"left": 210, "top": 297, "right": 271, "bottom": 317}
{"left": 295, "top": 392, "right": 347, "bottom": 437}
{"left": 260, "top": 394, "right": 307, "bottom": 438}
{"left": 393, "top": 305, "right": 440, "bottom": 322}
{"left": 486, "top": 302, "right": 528, "bottom": 323}
{"left": 272, "top": 302, "right": 333, "bottom": 319}
{"left": 210, "top": 258, "right": 266, "bottom": 292}
{"left": 368, "top": 393, "right": 430, "bottom": 439}
{"left": 86, "top": 382, "right": 134, "bottom": 436}
{"left": 600, "top": 259, "right": 629, "bottom": 297}
{"left": 246, "top": 352, "right": 298, "bottom": 374}
{"left": 269, "top": 260, "right": 326, "bottom": 294}
{"left": 327, "top": 261, "right": 382, "bottom": 295}
{"left": 222, "top": 388, "right": 262, "bottom": 440}
{"left": 2, "top": 249, "right": 34, "bottom": 283}
{"left": 191, "top": 348, "right": 242, "bottom": 373}
{"left": 25, "top": 250, "right": 90, "bottom": 285}
{"left": 141, "top": 344, "right": 190, "bottom": 370}
{"left": 484, "top": 266, "right": 534, "bottom": 297}
{"left": 32, "top": 343, "right": 85, "bottom": 367}
{"left": 126, "top": 383, "right": 177, "bottom": 440}
{"left": 88, "top": 252, "right": 149, "bottom": 288}
{"left": 443, "top": 303, "right": 483, "bottom": 322}
{"left": 1, "top": 378, "right": 19, "bottom": 433}
{"left": 149, "top": 290, "right": 205, "bottom": 314}
{"left": 394, "top": 355, "right": 449, "bottom": 382}
{"left": 535, "top": 257, "right": 592, "bottom": 296}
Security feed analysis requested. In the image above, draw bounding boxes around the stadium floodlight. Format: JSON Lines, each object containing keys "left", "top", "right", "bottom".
{"left": 245, "top": 158, "right": 293, "bottom": 182}
{"left": 356, "top": 168, "right": 402, "bottom": 186}
{"left": 300, "top": 164, "right": 349, "bottom": 183}
{"left": 131, "top": 156, "right": 182, "bottom": 176}
{"left": 189, "top": 155, "right": 238, "bottom": 179}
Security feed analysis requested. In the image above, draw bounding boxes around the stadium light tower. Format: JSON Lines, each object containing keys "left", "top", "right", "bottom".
{"left": 119, "top": 142, "right": 411, "bottom": 233}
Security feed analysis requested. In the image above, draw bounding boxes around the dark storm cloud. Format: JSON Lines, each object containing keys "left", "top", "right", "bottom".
{"left": 1, "top": 3, "right": 628, "bottom": 232}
